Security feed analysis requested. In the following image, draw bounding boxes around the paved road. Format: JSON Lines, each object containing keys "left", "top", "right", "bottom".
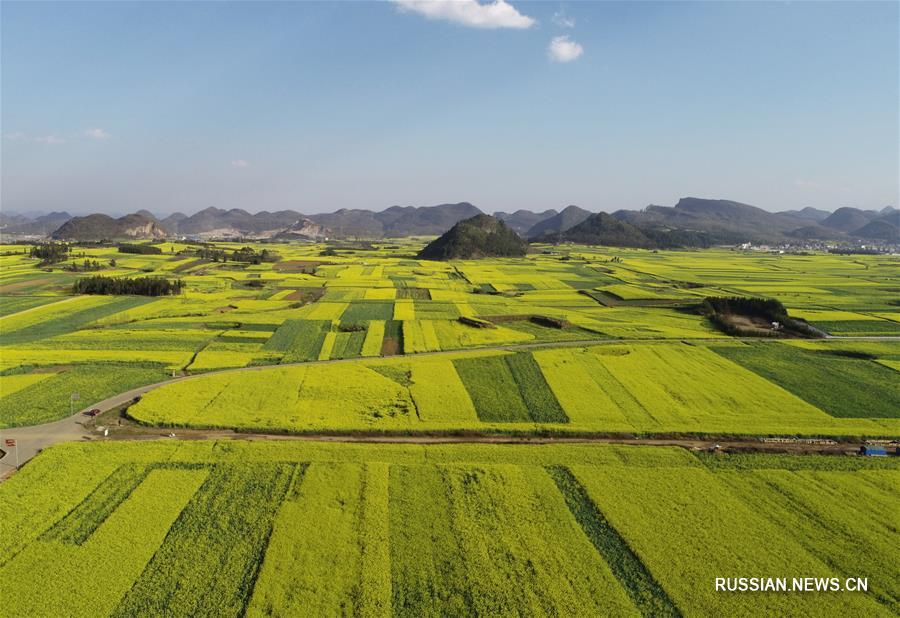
{"left": 0, "top": 376, "right": 193, "bottom": 477}
{"left": 2, "top": 334, "right": 897, "bottom": 476}
{"left": 0, "top": 414, "right": 91, "bottom": 476}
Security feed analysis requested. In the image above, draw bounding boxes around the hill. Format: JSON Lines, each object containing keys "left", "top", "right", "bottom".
{"left": 850, "top": 219, "right": 898, "bottom": 240}
{"left": 612, "top": 197, "right": 819, "bottom": 243}
{"left": 172, "top": 207, "right": 304, "bottom": 236}
{"left": 1, "top": 211, "right": 72, "bottom": 236}
{"left": 820, "top": 207, "right": 877, "bottom": 232}
{"left": 418, "top": 214, "right": 527, "bottom": 260}
{"left": 17, "top": 202, "right": 485, "bottom": 240}
{"left": 376, "top": 202, "right": 483, "bottom": 236}
{"left": 525, "top": 205, "right": 591, "bottom": 239}
{"left": 135, "top": 209, "right": 159, "bottom": 221}
{"left": 271, "top": 217, "right": 332, "bottom": 241}
{"left": 533, "top": 212, "right": 656, "bottom": 248}
{"left": 786, "top": 225, "right": 841, "bottom": 240}
{"left": 51, "top": 213, "right": 166, "bottom": 240}
{"left": 494, "top": 209, "right": 558, "bottom": 236}
{"left": 159, "top": 212, "right": 188, "bottom": 233}
{"left": 309, "top": 202, "right": 483, "bottom": 238}
{"left": 775, "top": 207, "right": 830, "bottom": 222}
{"left": 307, "top": 209, "right": 384, "bottom": 237}
{"left": 848, "top": 208, "right": 898, "bottom": 240}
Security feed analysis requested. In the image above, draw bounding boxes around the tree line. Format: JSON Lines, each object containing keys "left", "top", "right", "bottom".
{"left": 73, "top": 275, "right": 184, "bottom": 296}
{"left": 194, "top": 246, "right": 280, "bottom": 264}
{"left": 62, "top": 259, "right": 105, "bottom": 272}
{"left": 29, "top": 243, "right": 70, "bottom": 263}
{"left": 118, "top": 243, "right": 163, "bottom": 255}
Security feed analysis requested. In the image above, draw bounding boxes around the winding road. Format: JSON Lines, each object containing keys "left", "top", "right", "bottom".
{"left": 1, "top": 334, "right": 897, "bottom": 477}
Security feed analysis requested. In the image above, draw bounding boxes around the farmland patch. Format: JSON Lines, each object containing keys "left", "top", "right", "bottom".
{"left": 713, "top": 344, "right": 900, "bottom": 419}
{"left": 548, "top": 466, "right": 678, "bottom": 617}
{"left": 341, "top": 301, "right": 394, "bottom": 322}
{"left": 112, "top": 463, "right": 296, "bottom": 617}
{"left": 453, "top": 352, "right": 567, "bottom": 423}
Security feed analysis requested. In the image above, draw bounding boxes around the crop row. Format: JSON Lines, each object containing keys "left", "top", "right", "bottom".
{"left": 42, "top": 464, "right": 153, "bottom": 545}
{"left": 2, "top": 296, "right": 154, "bottom": 345}
{"left": 388, "top": 464, "right": 636, "bottom": 616}
{"left": 546, "top": 466, "right": 678, "bottom": 617}
{"left": 263, "top": 319, "right": 331, "bottom": 362}
{"left": 1, "top": 466, "right": 208, "bottom": 617}
{"left": 122, "top": 341, "right": 900, "bottom": 436}
{"left": 453, "top": 352, "right": 567, "bottom": 423}
{"left": 112, "top": 463, "right": 298, "bottom": 617}
{"left": 0, "top": 295, "right": 58, "bottom": 317}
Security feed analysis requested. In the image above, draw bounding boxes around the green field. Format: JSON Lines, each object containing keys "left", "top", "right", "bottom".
{"left": 713, "top": 344, "right": 900, "bottom": 420}
{"left": 0, "top": 441, "right": 896, "bottom": 617}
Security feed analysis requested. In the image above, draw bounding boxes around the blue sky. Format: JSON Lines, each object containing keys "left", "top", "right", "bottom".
{"left": 2, "top": 1, "right": 897, "bottom": 215}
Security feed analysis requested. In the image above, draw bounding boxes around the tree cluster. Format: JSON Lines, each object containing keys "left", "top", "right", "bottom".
{"left": 701, "top": 296, "right": 821, "bottom": 338}
{"left": 73, "top": 275, "right": 185, "bottom": 296}
{"left": 118, "top": 243, "right": 163, "bottom": 255}
{"left": 29, "top": 243, "right": 70, "bottom": 263}
{"left": 62, "top": 259, "right": 104, "bottom": 272}
{"left": 195, "top": 246, "right": 280, "bottom": 264}
{"left": 702, "top": 296, "right": 788, "bottom": 321}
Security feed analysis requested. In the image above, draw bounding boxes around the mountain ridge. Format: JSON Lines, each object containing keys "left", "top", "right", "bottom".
{"left": 5, "top": 198, "right": 897, "bottom": 244}
{"left": 525, "top": 205, "right": 592, "bottom": 239}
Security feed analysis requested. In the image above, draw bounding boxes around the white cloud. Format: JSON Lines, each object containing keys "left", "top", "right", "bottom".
{"left": 35, "top": 135, "right": 66, "bottom": 145}
{"left": 393, "top": 0, "right": 535, "bottom": 29}
{"left": 552, "top": 9, "right": 575, "bottom": 28}
{"left": 793, "top": 179, "right": 820, "bottom": 189}
{"left": 548, "top": 35, "right": 583, "bottom": 62}
{"left": 83, "top": 128, "right": 111, "bottom": 140}
{"left": 231, "top": 159, "right": 251, "bottom": 168}
{"left": 6, "top": 130, "right": 109, "bottom": 144}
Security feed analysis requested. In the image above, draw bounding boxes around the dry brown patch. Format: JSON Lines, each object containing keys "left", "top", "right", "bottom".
{"left": 273, "top": 260, "right": 331, "bottom": 273}
{"left": 0, "top": 278, "right": 53, "bottom": 293}
{"left": 380, "top": 337, "right": 401, "bottom": 356}
{"left": 283, "top": 287, "right": 325, "bottom": 303}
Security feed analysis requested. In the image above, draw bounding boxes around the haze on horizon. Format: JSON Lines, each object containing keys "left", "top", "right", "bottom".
{"left": 2, "top": 1, "right": 898, "bottom": 217}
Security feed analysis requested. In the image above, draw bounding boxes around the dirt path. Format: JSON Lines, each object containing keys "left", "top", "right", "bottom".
{"left": 0, "top": 418, "right": 869, "bottom": 479}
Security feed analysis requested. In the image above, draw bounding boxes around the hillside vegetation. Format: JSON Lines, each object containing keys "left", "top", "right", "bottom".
{"left": 532, "top": 212, "right": 656, "bottom": 247}
{"left": 418, "top": 214, "right": 528, "bottom": 260}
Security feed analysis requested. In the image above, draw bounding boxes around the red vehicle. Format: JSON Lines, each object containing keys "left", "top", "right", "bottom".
{"left": 83, "top": 408, "right": 101, "bottom": 417}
